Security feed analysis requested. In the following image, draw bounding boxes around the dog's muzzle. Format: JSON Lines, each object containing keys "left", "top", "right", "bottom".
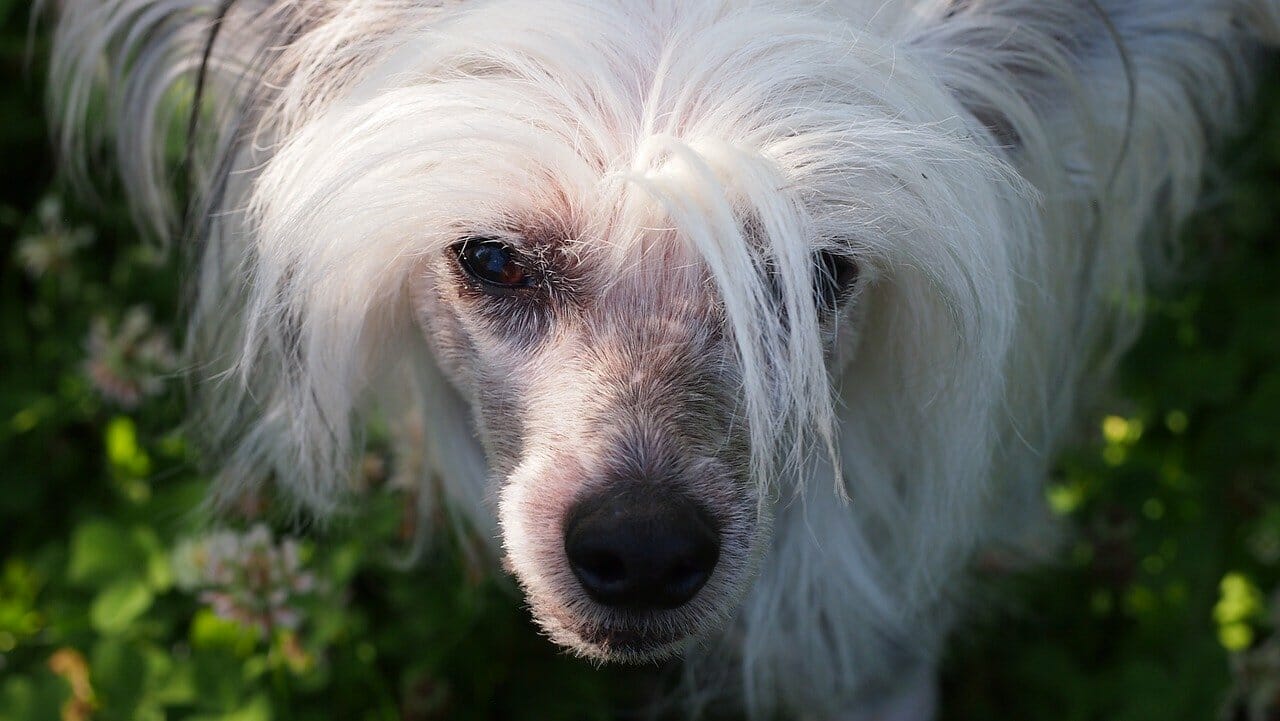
{"left": 564, "top": 487, "right": 720, "bottom": 611}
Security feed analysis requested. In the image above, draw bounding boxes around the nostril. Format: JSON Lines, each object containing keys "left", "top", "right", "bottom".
{"left": 665, "top": 561, "right": 710, "bottom": 601}
{"left": 575, "top": 548, "right": 627, "bottom": 588}
{"left": 564, "top": 488, "right": 720, "bottom": 611}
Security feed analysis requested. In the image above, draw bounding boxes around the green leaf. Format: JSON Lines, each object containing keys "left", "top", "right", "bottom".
{"left": 90, "top": 638, "right": 147, "bottom": 718}
{"left": 0, "top": 673, "right": 68, "bottom": 721}
{"left": 133, "top": 527, "right": 174, "bottom": 591}
{"left": 91, "top": 578, "right": 154, "bottom": 635}
{"left": 150, "top": 658, "right": 198, "bottom": 705}
{"left": 105, "top": 416, "right": 151, "bottom": 478}
{"left": 190, "top": 644, "right": 254, "bottom": 714}
{"left": 67, "top": 519, "right": 148, "bottom": 588}
{"left": 186, "top": 693, "right": 272, "bottom": 721}
{"left": 190, "top": 609, "right": 260, "bottom": 655}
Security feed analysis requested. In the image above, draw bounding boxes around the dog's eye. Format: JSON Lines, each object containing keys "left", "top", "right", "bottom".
{"left": 455, "top": 238, "right": 534, "bottom": 290}
{"left": 815, "top": 250, "right": 859, "bottom": 311}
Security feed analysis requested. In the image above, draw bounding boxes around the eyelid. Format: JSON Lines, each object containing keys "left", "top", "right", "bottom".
{"left": 452, "top": 236, "right": 542, "bottom": 294}
{"left": 457, "top": 233, "right": 532, "bottom": 252}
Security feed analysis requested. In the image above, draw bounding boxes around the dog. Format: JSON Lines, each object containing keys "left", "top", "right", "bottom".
{"left": 49, "top": 0, "right": 1280, "bottom": 718}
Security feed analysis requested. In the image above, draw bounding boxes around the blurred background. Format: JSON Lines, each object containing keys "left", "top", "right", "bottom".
{"left": 3, "top": 2, "right": 1280, "bottom": 719}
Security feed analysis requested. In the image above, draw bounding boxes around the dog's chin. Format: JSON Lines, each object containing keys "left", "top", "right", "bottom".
{"left": 530, "top": 597, "right": 724, "bottom": 664}
{"left": 544, "top": 616, "right": 700, "bottom": 664}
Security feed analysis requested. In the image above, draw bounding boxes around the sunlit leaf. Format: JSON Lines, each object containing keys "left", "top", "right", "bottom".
{"left": 105, "top": 415, "right": 151, "bottom": 478}
{"left": 90, "top": 579, "right": 154, "bottom": 634}
{"left": 186, "top": 693, "right": 272, "bottom": 721}
{"left": 190, "top": 609, "right": 259, "bottom": 657}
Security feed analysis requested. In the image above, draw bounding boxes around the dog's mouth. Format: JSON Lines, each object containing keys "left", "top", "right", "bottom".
{"left": 585, "top": 626, "right": 687, "bottom": 658}
{"left": 542, "top": 607, "right": 701, "bottom": 660}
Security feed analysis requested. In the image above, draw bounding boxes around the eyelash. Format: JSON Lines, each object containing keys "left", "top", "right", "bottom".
{"left": 452, "top": 237, "right": 540, "bottom": 295}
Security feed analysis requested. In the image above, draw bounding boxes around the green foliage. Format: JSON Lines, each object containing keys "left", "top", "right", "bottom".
{"left": 2, "top": 6, "right": 1280, "bottom": 721}
{"left": 940, "top": 76, "right": 1280, "bottom": 721}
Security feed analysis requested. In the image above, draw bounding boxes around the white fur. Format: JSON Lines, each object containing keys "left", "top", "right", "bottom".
{"left": 49, "top": 0, "right": 1280, "bottom": 718}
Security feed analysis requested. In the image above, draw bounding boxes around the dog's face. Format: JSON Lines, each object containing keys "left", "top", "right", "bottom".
{"left": 232, "top": 0, "right": 1003, "bottom": 665}
{"left": 410, "top": 217, "right": 859, "bottom": 660}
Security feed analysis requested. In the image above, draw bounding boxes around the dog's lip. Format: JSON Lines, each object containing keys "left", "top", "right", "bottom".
{"left": 581, "top": 623, "right": 682, "bottom": 646}
{"left": 578, "top": 623, "right": 690, "bottom": 658}
{"left": 547, "top": 609, "right": 696, "bottom": 660}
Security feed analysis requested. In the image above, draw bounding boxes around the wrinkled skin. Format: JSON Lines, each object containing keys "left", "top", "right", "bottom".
{"left": 411, "top": 227, "right": 770, "bottom": 661}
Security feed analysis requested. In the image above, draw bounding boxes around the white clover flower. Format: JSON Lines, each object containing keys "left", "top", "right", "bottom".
{"left": 14, "top": 196, "right": 94, "bottom": 279}
{"left": 171, "top": 524, "right": 319, "bottom": 638}
{"left": 84, "top": 306, "right": 177, "bottom": 408}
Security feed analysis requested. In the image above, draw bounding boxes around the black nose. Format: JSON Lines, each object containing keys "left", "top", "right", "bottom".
{"left": 564, "top": 488, "right": 720, "bottom": 610}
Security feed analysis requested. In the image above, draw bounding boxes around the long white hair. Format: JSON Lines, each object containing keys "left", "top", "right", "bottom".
{"left": 49, "top": 0, "right": 1280, "bottom": 716}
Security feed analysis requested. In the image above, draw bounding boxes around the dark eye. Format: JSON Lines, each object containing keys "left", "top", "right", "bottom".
{"left": 815, "top": 250, "right": 859, "bottom": 311}
{"left": 455, "top": 238, "right": 534, "bottom": 290}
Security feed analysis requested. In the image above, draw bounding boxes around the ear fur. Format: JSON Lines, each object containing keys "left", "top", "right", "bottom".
{"left": 48, "top": 0, "right": 466, "bottom": 518}
{"left": 904, "top": 0, "right": 1280, "bottom": 522}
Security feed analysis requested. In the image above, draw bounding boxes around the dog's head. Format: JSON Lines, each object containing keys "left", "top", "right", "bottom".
{"left": 236, "top": 0, "right": 904, "bottom": 662}
{"left": 54, "top": 0, "right": 1028, "bottom": 664}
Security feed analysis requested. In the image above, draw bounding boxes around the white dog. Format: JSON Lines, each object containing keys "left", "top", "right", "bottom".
{"left": 50, "top": 0, "right": 1280, "bottom": 718}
